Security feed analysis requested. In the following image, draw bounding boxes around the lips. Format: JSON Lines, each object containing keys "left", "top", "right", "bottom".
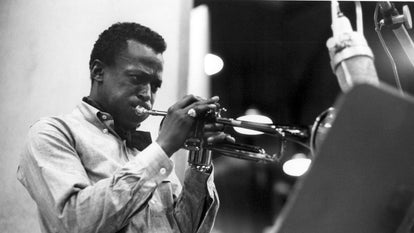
{"left": 134, "top": 103, "right": 151, "bottom": 116}
{"left": 135, "top": 106, "right": 147, "bottom": 116}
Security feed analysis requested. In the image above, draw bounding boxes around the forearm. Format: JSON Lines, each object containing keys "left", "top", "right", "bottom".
{"left": 59, "top": 173, "right": 157, "bottom": 232}
{"left": 173, "top": 168, "right": 219, "bottom": 233}
{"left": 19, "top": 141, "right": 172, "bottom": 233}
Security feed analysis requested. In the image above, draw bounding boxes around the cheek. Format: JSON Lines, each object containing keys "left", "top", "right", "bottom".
{"left": 114, "top": 85, "right": 136, "bottom": 100}
{"left": 109, "top": 90, "right": 129, "bottom": 104}
{"left": 106, "top": 90, "right": 136, "bottom": 113}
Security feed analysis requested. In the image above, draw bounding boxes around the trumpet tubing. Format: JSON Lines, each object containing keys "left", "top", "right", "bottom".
{"left": 136, "top": 106, "right": 318, "bottom": 163}
{"left": 135, "top": 106, "right": 309, "bottom": 139}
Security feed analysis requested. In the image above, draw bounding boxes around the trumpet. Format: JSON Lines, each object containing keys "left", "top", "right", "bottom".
{"left": 136, "top": 106, "right": 313, "bottom": 165}
{"left": 136, "top": 107, "right": 310, "bottom": 138}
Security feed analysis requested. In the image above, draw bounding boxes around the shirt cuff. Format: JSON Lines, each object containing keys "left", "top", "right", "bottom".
{"left": 124, "top": 142, "right": 174, "bottom": 185}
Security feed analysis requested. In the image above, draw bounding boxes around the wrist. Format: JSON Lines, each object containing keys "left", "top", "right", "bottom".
{"left": 155, "top": 138, "right": 176, "bottom": 157}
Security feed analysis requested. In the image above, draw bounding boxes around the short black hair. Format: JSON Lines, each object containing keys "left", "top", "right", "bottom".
{"left": 89, "top": 22, "right": 167, "bottom": 70}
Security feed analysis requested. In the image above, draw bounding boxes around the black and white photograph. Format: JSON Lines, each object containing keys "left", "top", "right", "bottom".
{"left": 2, "top": 1, "right": 414, "bottom": 233}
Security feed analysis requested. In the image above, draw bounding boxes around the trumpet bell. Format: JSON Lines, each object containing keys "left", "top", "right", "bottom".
{"left": 310, "top": 107, "right": 337, "bottom": 155}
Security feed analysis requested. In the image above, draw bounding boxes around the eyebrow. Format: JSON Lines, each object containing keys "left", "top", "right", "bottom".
{"left": 126, "top": 68, "right": 160, "bottom": 78}
{"left": 117, "top": 55, "right": 163, "bottom": 72}
{"left": 126, "top": 70, "right": 162, "bottom": 86}
{"left": 138, "top": 57, "right": 163, "bottom": 71}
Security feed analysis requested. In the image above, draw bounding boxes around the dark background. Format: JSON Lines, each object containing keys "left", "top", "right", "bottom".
{"left": 192, "top": 1, "right": 414, "bottom": 233}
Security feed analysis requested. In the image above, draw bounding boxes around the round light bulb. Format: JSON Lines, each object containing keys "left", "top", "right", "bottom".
{"left": 282, "top": 153, "right": 311, "bottom": 177}
{"left": 234, "top": 114, "right": 273, "bottom": 135}
{"left": 204, "top": 53, "right": 224, "bottom": 75}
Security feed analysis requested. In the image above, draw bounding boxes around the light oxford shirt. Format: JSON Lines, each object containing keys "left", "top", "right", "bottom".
{"left": 17, "top": 101, "right": 219, "bottom": 233}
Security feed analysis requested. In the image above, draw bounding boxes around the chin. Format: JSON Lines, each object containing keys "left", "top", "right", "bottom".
{"left": 122, "top": 121, "right": 140, "bottom": 131}
{"left": 118, "top": 117, "right": 143, "bottom": 131}
{"left": 137, "top": 114, "right": 149, "bottom": 123}
{"left": 129, "top": 116, "right": 148, "bottom": 129}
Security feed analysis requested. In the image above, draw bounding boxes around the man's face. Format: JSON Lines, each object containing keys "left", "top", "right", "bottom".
{"left": 100, "top": 40, "right": 164, "bottom": 130}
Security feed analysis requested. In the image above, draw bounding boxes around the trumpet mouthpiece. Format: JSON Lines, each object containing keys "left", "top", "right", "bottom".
{"left": 135, "top": 106, "right": 167, "bottom": 116}
{"left": 135, "top": 106, "right": 149, "bottom": 115}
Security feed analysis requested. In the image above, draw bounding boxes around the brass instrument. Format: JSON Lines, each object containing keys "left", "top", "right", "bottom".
{"left": 136, "top": 106, "right": 314, "bottom": 165}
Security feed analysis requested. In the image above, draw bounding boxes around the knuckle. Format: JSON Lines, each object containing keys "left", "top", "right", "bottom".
{"left": 215, "top": 123, "right": 223, "bottom": 128}
{"left": 167, "top": 106, "right": 174, "bottom": 113}
{"left": 186, "top": 94, "right": 196, "bottom": 99}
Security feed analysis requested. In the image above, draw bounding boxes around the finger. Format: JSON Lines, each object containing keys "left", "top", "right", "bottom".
{"left": 226, "top": 135, "right": 236, "bottom": 143}
{"left": 203, "top": 123, "right": 225, "bottom": 131}
{"left": 169, "top": 94, "right": 200, "bottom": 110}
{"left": 206, "top": 132, "right": 236, "bottom": 144}
{"left": 188, "top": 105, "right": 217, "bottom": 118}
{"left": 185, "top": 97, "right": 221, "bottom": 118}
{"left": 189, "top": 96, "right": 220, "bottom": 109}
{"left": 171, "top": 95, "right": 219, "bottom": 111}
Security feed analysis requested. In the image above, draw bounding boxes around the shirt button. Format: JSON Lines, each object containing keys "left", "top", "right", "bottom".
{"left": 103, "top": 128, "right": 108, "bottom": 134}
{"left": 160, "top": 168, "right": 166, "bottom": 175}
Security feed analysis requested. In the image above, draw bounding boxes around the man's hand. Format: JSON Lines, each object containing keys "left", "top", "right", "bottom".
{"left": 157, "top": 95, "right": 235, "bottom": 157}
{"left": 203, "top": 122, "right": 235, "bottom": 146}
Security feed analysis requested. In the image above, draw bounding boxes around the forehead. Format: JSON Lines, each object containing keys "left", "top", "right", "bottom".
{"left": 115, "top": 39, "right": 164, "bottom": 72}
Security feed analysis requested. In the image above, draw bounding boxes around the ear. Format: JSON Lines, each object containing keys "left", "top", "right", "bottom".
{"left": 90, "top": 59, "right": 105, "bottom": 82}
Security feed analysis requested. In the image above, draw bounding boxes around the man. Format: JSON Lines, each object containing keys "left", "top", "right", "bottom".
{"left": 17, "top": 22, "right": 235, "bottom": 233}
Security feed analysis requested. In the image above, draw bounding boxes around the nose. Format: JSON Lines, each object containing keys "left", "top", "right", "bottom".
{"left": 137, "top": 83, "right": 151, "bottom": 102}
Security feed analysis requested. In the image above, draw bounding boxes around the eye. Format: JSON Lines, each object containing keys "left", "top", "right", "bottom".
{"left": 130, "top": 74, "right": 143, "bottom": 83}
{"left": 128, "top": 72, "right": 161, "bottom": 92}
{"left": 151, "top": 81, "right": 161, "bottom": 93}
{"left": 128, "top": 74, "right": 149, "bottom": 87}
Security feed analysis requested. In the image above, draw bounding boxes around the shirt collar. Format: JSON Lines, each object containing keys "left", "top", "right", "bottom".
{"left": 78, "top": 98, "right": 119, "bottom": 136}
{"left": 79, "top": 97, "right": 152, "bottom": 150}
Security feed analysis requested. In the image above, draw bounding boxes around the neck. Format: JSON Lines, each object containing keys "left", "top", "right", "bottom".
{"left": 116, "top": 122, "right": 133, "bottom": 133}
{"left": 84, "top": 95, "right": 140, "bottom": 133}
{"left": 84, "top": 96, "right": 106, "bottom": 112}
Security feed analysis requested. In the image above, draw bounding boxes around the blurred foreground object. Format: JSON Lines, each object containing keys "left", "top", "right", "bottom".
{"left": 326, "top": 1, "right": 379, "bottom": 93}
{"left": 272, "top": 83, "right": 414, "bottom": 233}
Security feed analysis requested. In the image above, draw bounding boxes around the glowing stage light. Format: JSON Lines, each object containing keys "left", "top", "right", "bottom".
{"left": 282, "top": 153, "right": 311, "bottom": 177}
{"left": 204, "top": 53, "right": 223, "bottom": 75}
{"left": 234, "top": 108, "right": 273, "bottom": 135}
